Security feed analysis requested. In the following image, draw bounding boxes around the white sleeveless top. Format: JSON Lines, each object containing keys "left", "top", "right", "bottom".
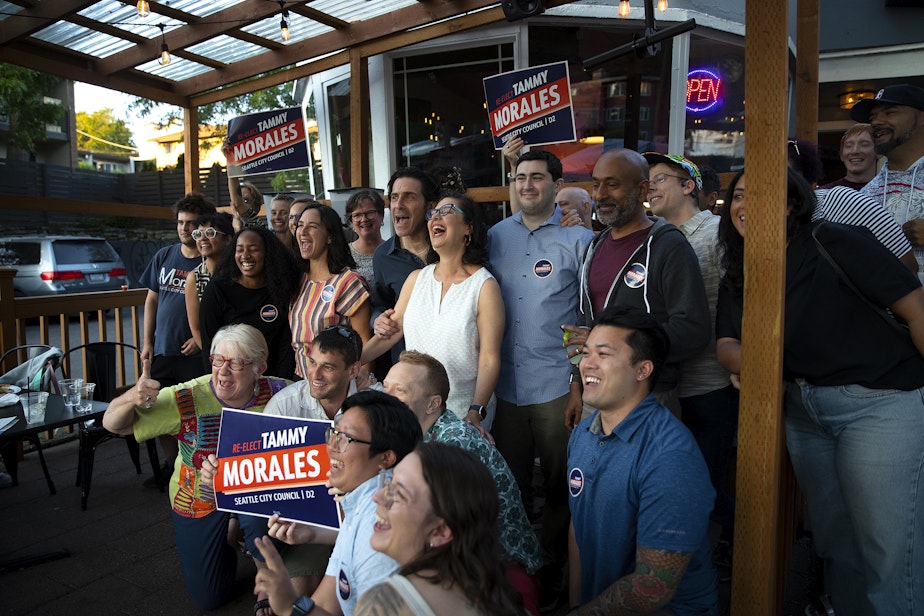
{"left": 382, "top": 574, "right": 438, "bottom": 616}
{"left": 403, "top": 264, "right": 496, "bottom": 426}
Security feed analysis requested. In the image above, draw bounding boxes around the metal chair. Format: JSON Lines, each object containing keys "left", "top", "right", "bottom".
{"left": 0, "top": 344, "right": 59, "bottom": 494}
{"left": 63, "top": 342, "right": 162, "bottom": 510}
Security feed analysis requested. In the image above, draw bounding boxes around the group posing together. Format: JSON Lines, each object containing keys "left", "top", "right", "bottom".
{"left": 102, "top": 84, "right": 924, "bottom": 616}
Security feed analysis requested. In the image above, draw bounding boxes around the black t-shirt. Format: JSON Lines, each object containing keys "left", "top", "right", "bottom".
{"left": 784, "top": 221, "right": 924, "bottom": 390}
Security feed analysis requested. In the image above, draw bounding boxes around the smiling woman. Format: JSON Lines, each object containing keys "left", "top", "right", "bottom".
{"left": 199, "top": 227, "right": 301, "bottom": 379}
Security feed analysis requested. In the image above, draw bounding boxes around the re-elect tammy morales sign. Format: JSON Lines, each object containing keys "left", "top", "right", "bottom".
{"left": 226, "top": 107, "right": 311, "bottom": 179}
{"left": 213, "top": 409, "right": 341, "bottom": 530}
{"left": 483, "top": 61, "right": 576, "bottom": 149}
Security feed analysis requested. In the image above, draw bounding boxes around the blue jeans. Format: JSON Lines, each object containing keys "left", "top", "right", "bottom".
{"left": 784, "top": 380, "right": 924, "bottom": 616}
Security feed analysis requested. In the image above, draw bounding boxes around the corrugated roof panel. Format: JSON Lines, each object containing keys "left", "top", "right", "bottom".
{"left": 0, "top": 2, "right": 23, "bottom": 23}
{"left": 186, "top": 34, "right": 269, "bottom": 63}
{"left": 240, "top": 11, "right": 334, "bottom": 44}
{"left": 79, "top": 0, "right": 183, "bottom": 39}
{"left": 311, "top": 0, "right": 419, "bottom": 22}
{"left": 136, "top": 56, "right": 215, "bottom": 81}
{"left": 31, "top": 21, "right": 135, "bottom": 58}
{"left": 154, "top": 0, "right": 242, "bottom": 19}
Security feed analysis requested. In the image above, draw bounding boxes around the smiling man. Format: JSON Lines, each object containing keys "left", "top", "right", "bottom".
{"left": 853, "top": 85, "right": 924, "bottom": 280}
{"left": 821, "top": 124, "right": 879, "bottom": 190}
{"left": 568, "top": 306, "right": 717, "bottom": 616}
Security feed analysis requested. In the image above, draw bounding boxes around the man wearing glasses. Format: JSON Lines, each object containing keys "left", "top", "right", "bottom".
{"left": 139, "top": 192, "right": 217, "bottom": 487}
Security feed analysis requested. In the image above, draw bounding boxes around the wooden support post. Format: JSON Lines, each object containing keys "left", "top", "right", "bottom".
{"left": 796, "top": 0, "right": 820, "bottom": 143}
{"left": 350, "top": 48, "right": 370, "bottom": 188}
{"left": 731, "top": 1, "right": 790, "bottom": 613}
{"left": 184, "top": 106, "right": 200, "bottom": 195}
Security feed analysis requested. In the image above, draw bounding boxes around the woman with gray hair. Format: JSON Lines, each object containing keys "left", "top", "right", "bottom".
{"left": 103, "top": 323, "right": 289, "bottom": 611}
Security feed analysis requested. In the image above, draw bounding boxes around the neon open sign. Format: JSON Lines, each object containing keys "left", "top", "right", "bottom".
{"left": 686, "top": 69, "right": 722, "bottom": 113}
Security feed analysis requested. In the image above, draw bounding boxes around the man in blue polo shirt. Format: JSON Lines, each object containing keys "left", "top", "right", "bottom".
{"left": 488, "top": 149, "right": 593, "bottom": 604}
{"left": 568, "top": 305, "right": 717, "bottom": 615}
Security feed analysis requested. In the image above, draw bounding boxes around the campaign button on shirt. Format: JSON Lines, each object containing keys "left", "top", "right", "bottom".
{"left": 533, "top": 259, "right": 554, "bottom": 278}
{"left": 569, "top": 467, "right": 584, "bottom": 497}
{"left": 321, "top": 284, "right": 335, "bottom": 303}
{"left": 338, "top": 568, "right": 352, "bottom": 600}
{"left": 624, "top": 263, "right": 647, "bottom": 288}
{"left": 260, "top": 304, "right": 278, "bottom": 322}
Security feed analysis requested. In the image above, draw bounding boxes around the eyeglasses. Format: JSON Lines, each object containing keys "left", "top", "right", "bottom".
{"left": 325, "top": 426, "right": 373, "bottom": 453}
{"left": 650, "top": 173, "right": 691, "bottom": 186}
{"left": 787, "top": 140, "right": 801, "bottom": 156}
{"left": 208, "top": 354, "right": 254, "bottom": 371}
{"left": 350, "top": 210, "right": 379, "bottom": 222}
{"left": 425, "top": 204, "right": 465, "bottom": 220}
{"left": 192, "top": 228, "right": 228, "bottom": 240}
{"left": 377, "top": 469, "right": 398, "bottom": 509}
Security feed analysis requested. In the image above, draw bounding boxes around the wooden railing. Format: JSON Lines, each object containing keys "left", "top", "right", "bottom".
{"left": 0, "top": 268, "right": 145, "bottom": 387}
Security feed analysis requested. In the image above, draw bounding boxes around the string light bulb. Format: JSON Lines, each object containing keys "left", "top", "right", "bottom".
{"left": 278, "top": 1, "right": 290, "bottom": 42}
{"left": 136, "top": 0, "right": 150, "bottom": 17}
{"left": 657, "top": 0, "right": 668, "bottom": 11}
{"left": 157, "top": 24, "right": 170, "bottom": 66}
{"left": 618, "top": 0, "right": 631, "bottom": 18}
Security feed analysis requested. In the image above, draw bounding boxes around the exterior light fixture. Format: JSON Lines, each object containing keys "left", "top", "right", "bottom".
{"left": 136, "top": 0, "right": 150, "bottom": 17}
{"left": 657, "top": 0, "right": 668, "bottom": 11}
{"left": 618, "top": 0, "right": 631, "bottom": 17}
{"left": 279, "top": 1, "right": 290, "bottom": 42}
{"left": 158, "top": 24, "right": 170, "bottom": 66}
{"left": 838, "top": 90, "right": 875, "bottom": 110}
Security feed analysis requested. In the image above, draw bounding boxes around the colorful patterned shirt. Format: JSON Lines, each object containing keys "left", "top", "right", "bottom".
{"left": 133, "top": 374, "right": 289, "bottom": 518}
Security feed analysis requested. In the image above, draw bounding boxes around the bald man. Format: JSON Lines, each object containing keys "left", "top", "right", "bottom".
{"left": 556, "top": 186, "right": 593, "bottom": 230}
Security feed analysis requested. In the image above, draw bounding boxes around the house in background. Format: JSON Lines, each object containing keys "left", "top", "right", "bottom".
{"left": 149, "top": 125, "right": 226, "bottom": 170}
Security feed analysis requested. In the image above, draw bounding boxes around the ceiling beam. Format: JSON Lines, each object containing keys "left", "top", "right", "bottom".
{"left": 177, "top": 0, "right": 500, "bottom": 97}
{"left": 0, "top": 0, "right": 96, "bottom": 44}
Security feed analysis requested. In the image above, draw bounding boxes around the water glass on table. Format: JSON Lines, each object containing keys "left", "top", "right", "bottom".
{"left": 19, "top": 391, "right": 49, "bottom": 424}
{"left": 75, "top": 383, "right": 96, "bottom": 414}
{"left": 59, "top": 378, "right": 84, "bottom": 408}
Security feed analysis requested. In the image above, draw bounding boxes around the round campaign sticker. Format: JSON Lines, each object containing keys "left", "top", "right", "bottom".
{"left": 338, "top": 568, "right": 352, "bottom": 600}
{"left": 624, "top": 263, "right": 647, "bottom": 288}
{"left": 533, "top": 258, "right": 554, "bottom": 278}
{"left": 569, "top": 467, "right": 584, "bottom": 497}
{"left": 260, "top": 304, "right": 278, "bottom": 323}
{"left": 321, "top": 284, "right": 335, "bottom": 303}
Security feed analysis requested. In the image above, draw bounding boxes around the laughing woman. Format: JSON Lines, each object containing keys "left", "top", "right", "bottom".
{"left": 199, "top": 226, "right": 301, "bottom": 379}
{"left": 361, "top": 192, "right": 504, "bottom": 432}
{"left": 289, "top": 203, "right": 372, "bottom": 379}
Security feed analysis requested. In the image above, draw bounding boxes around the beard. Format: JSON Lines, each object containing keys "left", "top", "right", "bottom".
{"left": 875, "top": 120, "right": 920, "bottom": 156}
{"left": 597, "top": 191, "right": 643, "bottom": 229}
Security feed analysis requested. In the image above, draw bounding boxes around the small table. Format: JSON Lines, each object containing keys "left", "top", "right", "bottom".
{"left": 0, "top": 393, "right": 107, "bottom": 494}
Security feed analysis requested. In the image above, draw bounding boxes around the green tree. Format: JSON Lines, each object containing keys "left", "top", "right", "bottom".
{"left": 0, "top": 63, "right": 63, "bottom": 156}
{"left": 76, "top": 108, "right": 136, "bottom": 154}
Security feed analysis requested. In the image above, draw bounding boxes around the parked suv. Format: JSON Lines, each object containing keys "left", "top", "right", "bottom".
{"left": 0, "top": 235, "right": 128, "bottom": 296}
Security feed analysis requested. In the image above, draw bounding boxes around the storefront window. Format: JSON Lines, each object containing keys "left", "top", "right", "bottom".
{"left": 683, "top": 34, "right": 746, "bottom": 172}
{"left": 529, "top": 25, "right": 673, "bottom": 182}
{"left": 325, "top": 77, "right": 375, "bottom": 189}
{"left": 393, "top": 44, "right": 514, "bottom": 188}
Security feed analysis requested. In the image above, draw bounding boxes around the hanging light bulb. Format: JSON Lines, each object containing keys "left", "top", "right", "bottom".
{"left": 618, "top": 0, "right": 631, "bottom": 18}
{"left": 136, "top": 0, "right": 150, "bottom": 17}
{"left": 657, "top": 0, "right": 668, "bottom": 11}
{"left": 157, "top": 25, "right": 170, "bottom": 66}
{"left": 280, "top": 14, "right": 290, "bottom": 42}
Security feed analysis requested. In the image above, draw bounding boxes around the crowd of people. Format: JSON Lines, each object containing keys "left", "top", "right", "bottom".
{"left": 100, "top": 83, "right": 924, "bottom": 616}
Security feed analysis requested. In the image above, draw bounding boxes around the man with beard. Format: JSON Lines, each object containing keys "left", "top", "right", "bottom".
{"left": 563, "top": 149, "right": 710, "bottom": 420}
{"left": 371, "top": 167, "right": 439, "bottom": 364}
{"left": 140, "top": 192, "right": 216, "bottom": 486}
{"left": 853, "top": 84, "right": 924, "bottom": 282}
{"left": 488, "top": 149, "right": 593, "bottom": 609}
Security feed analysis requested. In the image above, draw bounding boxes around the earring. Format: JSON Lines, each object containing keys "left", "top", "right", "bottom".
{"left": 464, "top": 234, "right": 472, "bottom": 246}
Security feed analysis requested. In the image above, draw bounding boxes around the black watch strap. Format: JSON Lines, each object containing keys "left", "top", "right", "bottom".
{"left": 469, "top": 404, "right": 487, "bottom": 420}
{"left": 291, "top": 595, "right": 315, "bottom": 615}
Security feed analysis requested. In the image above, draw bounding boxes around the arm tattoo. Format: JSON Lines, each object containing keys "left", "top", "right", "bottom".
{"left": 354, "top": 582, "right": 407, "bottom": 616}
{"left": 573, "top": 546, "right": 692, "bottom": 615}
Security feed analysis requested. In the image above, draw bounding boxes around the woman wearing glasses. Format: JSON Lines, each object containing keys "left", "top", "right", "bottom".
{"left": 361, "top": 192, "right": 504, "bottom": 433}
{"left": 103, "top": 324, "right": 289, "bottom": 611}
{"left": 290, "top": 203, "right": 372, "bottom": 380}
{"left": 185, "top": 213, "right": 235, "bottom": 350}
{"left": 200, "top": 226, "right": 302, "bottom": 379}
{"left": 345, "top": 190, "right": 386, "bottom": 285}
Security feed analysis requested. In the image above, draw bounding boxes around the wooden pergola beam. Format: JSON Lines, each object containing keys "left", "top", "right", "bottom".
{"left": 796, "top": 0, "right": 820, "bottom": 142}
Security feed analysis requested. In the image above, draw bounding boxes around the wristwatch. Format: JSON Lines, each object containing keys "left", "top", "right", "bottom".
{"left": 291, "top": 595, "right": 315, "bottom": 615}
{"left": 469, "top": 404, "right": 487, "bottom": 420}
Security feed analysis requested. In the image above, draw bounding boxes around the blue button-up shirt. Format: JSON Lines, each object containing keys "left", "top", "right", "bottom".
{"left": 488, "top": 207, "right": 593, "bottom": 406}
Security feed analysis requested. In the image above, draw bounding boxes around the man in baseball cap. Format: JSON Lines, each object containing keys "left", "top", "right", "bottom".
{"left": 852, "top": 84, "right": 924, "bottom": 283}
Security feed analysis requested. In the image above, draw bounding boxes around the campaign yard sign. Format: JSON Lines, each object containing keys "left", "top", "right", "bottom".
{"left": 483, "top": 61, "right": 576, "bottom": 149}
{"left": 213, "top": 409, "right": 340, "bottom": 530}
{"left": 226, "top": 107, "right": 311, "bottom": 178}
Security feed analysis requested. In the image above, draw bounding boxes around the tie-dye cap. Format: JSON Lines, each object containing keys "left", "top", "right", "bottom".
{"left": 642, "top": 152, "right": 703, "bottom": 191}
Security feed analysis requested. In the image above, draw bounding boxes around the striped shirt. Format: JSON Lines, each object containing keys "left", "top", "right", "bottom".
{"left": 812, "top": 186, "right": 911, "bottom": 259}
{"left": 289, "top": 269, "right": 369, "bottom": 378}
